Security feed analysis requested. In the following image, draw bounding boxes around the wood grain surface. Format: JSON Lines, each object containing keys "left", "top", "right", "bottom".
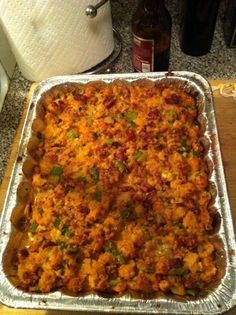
{"left": 0, "top": 79, "right": 235, "bottom": 315}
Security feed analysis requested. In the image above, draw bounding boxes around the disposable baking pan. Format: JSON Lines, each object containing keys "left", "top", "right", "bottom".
{"left": 0, "top": 71, "right": 235, "bottom": 314}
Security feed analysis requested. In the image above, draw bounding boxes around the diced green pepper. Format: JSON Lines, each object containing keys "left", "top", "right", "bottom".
{"left": 67, "top": 245, "right": 79, "bottom": 255}
{"left": 50, "top": 166, "right": 63, "bottom": 176}
{"left": 175, "top": 221, "right": 184, "bottom": 229}
{"left": 53, "top": 217, "right": 61, "bottom": 229}
{"left": 192, "top": 150, "right": 199, "bottom": 157}
{"left": 58, "top": 241, "right": 67, "bottom": 250}
{"left": 49, "top": 174, "right": 61, "bottom": 184}
{"left": 87, "top": 118, "right": 94, "bottom": 126}
{"left": 93, "top": 131, "right": 101, "bottom": 139}
{"left": 61, "top": 225, "right": 73, "bottom": 237}
{"left": 105, "top": 137, "right": 114, "bottom": 145}
{"left": 38, "top": 207, "right": 43, "bottom": 215}
{"left": 135, "top": 150, "right": 143, "bottom": 161}
{"left": 116, "top": 161, "right": 128, "bottom": 173}
{"left": 155, "top": 213, "right": 165, "bottom": 225}
{"left": 186, "top": 288, "right": 199, "bottom": 296}
{"left": 67, "top": 130, "right": 77, "bottom": 138}
{"left": 121, "top": 206, "right": 136, "bottom": 221}
{"left": 110, "top": 277, "right": 121, "bottom": 286}
{"left": 169, "top": 267, "right": 188, "bottom": 276}
{"left": 90, "top": 166, "right": 99, "bottom": 182}
{"left": 104, "top": 241, "right": 125, "bottom": 264}
{"left": 78, "top": 176, "right": 88, "bottom": 184}
{"left": 93, "top": 189, "right": 102, "bottom": 202}
{"left": 116, "top": 254, "right": 125, "bottom": 264}
{"left": 125, "top": 111, "right": 138, "bottom": 122}
{"left": 130, "top": 121, "right": 137, "bottom": 128}
{"left": 114, "top": 113, "right": 121, "bottom": 121}
{"left": 29, "top": 222, "right": 38, "bottom": 234}
{"left": 178, "top": 139, "right": 190, "bottom": 153}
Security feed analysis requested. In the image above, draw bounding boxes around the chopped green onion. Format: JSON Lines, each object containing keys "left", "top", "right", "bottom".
{"left": 121, "top": 207, "right": 136, "bottom": 221}
{"left": 192, "top": 150, "right": 199, "bottom": 157}
{"left": 155, "top": 213, "right": 165, "bottom": 225}
{"left": 78, "top": 176, "right": 88, "bottom": 184}
{"left": 50, "top": 174, "right": 61, "bottom": 184}
{"left": 50, "top": 166, "right": 63, "bottom": 176}
{"left": 135, "top": 150, "right": 143, "bottom": 161}
{"left": 93, "top": 131, "right": 101, "bottom": 139}
{"left": 93, "top": 189, "right": 102, "bottom": 202}
{"left": 105, "top": 137, "right": 114, "bottom": 145}
{"left": 29, "top": 222, "right": 38, "bottom": 234}
{"left": 104, "top": 241, "right": 125, "bottom": 264}
{"left": 58, "top": 241, "right": 67, "bottom": 250}
{"left": 67, "top": 245, "right": 79, "bottom": 255}
{"left": 87, "top": 118, "right": 94, "bottom": 126}
{"left": 175, "top": 221, "right": 184, "bottom": 229}
{"left": 38, "top": 207, "right": 43, "bottom": 215}
{"left": 125, "top": 111, "right": 138, "bottom": 122}
{"left": 116, "top": 254, "right": 125, "bottom": 264}
{"left": 178, "top": 139, "right": 190, "bottom": 153}
{"left": 53, "top": 217, "right": 61, "bottom": 229}
{"left": 61, "top": 259, "right": 68, "bottom": 267}
{"left": 169, "top": 267, "right": 188, "bottom": 276}
{"left": 90, "top": 166, "right": 99, "bottom": 182}
{"left": 61, "top": 225, "right": 73, "bottom": 237}
{"left": 186, "top": 288, "right": 199, "bottom": 296}
{"left": 116, "top": 161, "right": 128, "bottom": 173}
{"left": 130, "top": 121, "right": 137, "bottom": 128}
{"left": 67, "top": 130, "right": 77, "bottom": 138}
{"left": 110, "top": 278, "right": 121, "bottom": 286}
{"left": 114, "top": 113, "right": 121, "bottom": 121}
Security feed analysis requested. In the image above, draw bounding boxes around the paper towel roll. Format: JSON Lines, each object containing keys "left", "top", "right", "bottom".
{"left": 0, "top": 0, "right": 114, "bottom": 81}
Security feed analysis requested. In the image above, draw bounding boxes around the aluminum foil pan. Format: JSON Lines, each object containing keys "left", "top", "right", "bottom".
{"left": 0, "top": 71, "right": 235, "bottom": 314}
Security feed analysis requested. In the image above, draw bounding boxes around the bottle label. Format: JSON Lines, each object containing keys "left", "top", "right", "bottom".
{"left": 132, "top": 34, "right": 154, "bottom": 72}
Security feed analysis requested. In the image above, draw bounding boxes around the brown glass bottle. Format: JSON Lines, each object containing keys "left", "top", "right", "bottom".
{"left": 132, "top": 0, "right": 172, "bottom": 72}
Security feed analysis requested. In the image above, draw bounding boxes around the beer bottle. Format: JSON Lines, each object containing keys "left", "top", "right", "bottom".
{"left": 132, "top": 0, "right": 172, "bottom": 72}
{"left": 180, "top": 0, "right": 220, "bottom": 56}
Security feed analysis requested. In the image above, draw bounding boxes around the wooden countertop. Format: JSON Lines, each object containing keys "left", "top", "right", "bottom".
{"left": 0, "top": 79, "right": 235, "bottom": 315}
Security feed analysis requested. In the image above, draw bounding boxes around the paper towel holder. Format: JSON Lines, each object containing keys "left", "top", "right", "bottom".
{"left": 85, "top": 0, "right": 109, "bottom": 18}
{"left": 84, "top": 27, "right": 122, "bottom": 74}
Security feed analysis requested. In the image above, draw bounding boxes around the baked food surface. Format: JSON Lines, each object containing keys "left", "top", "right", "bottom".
{"left": 13, "top": 80, "right": 222, "bottom": 296}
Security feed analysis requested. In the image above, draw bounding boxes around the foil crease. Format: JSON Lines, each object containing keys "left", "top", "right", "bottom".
{"left": 0, "top": 71, "right": 235, "bottom": 314}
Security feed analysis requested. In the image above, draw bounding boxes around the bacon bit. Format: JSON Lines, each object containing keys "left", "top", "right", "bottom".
{"left": 157, "top": 226, "right": 169, "bottom": 236}
{"left": 18, "top": 249, "right": 29, "bottom": 259}
{"left": 74, "top": 183, "right": 86, "bottom": 191}
{"left": 165, "top": 94, "right": 180, "bottom": 104}
{"left": 115, "top": 147, "right": 127, "bottom": 161}
{"left": 185, "top": 275, "right": 197, "bottom": 288}
{"left": 126, "top": 128, "right": 136, "bottom": 141}
{"left": 148, "top": 109, "right": 160, "bottom": 120}
{"left": 138, "top": 128, "right": 151, "bottom": 142}
{"left": 75, "top": 94, "right": 88, "bottom": 104}
{"left": 155, "top": 274, "right": 164, "bottom": 282}
{"left": 142, "top": 89, "right": 154, "bottom": 97}
{"left": 58, "top": 100, "right": 65, "bottom": 111}
{"left": 76, "top": 206, "right": 89, "bottom": 215}
{"left": 96, "top": 147, "right": 108, "bottom": 158}
{"left": 119, "top": 185, "right": 132, "bottom": 192}
{"left": 169, "top": 258, "right": 183, "bottom": 269}
{"left": 46, "top": 152, "right": 58, "bottom": 162}
{"left": 132, "top": 102, "right": 140, "bottom": 110}
{"left": 178, "top": 235, "right": 198, "bottom": 249}
{"left": 104, "top": 97, "right": 116, "bottom": 109}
